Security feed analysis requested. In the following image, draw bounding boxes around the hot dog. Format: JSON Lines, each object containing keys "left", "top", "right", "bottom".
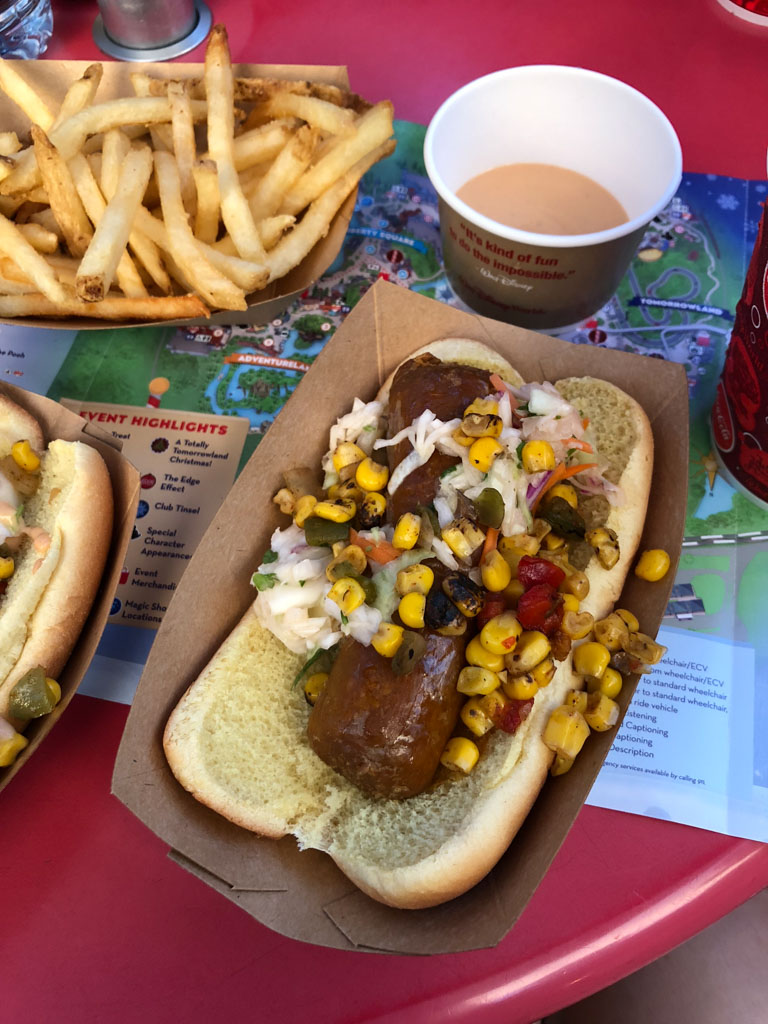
{"left": 164, "top": 338, "right": 662, "bottom": 908}
{"left": 0, "top": 393, "right": 113, "bottom": 766}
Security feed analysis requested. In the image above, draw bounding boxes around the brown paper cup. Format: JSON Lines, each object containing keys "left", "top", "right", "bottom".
{"left": 424, "top": 66, "right": 682, "bottom": 331}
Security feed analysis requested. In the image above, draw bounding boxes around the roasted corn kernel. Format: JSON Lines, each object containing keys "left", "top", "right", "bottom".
{"left": 460, "top": 698, "right": 496, "bottom": 737}
{"left": 543, "top": 532, "right": 566, "bottom": 551}
{"left": 584, "top": 691, "right": 620, "bottom": 731}
{"left": 440, "top": 736, "right": 479, "bottom": 774}
{"left": 457, "top": 665, "right": 500, "bottom": 696}
{"left": 479, "top": 611, "right": 522, "bottom": 655}
{"left": 0, "top": 555, "right": 14, "bottom": 580}
{"left": 503, "top": 578, "right": 525, "bottom": 605}
{"left": 561, "top": 592, "right": 580, "bottom": 614}
{"left": 586, "top": 526, "right": 620, "bottom": 569}
{"left": 572, "top": 641, "right": 611, "bottom": 679}
{"left": 564, "top": 688, "right": 589, "bottom": 714}
{"left": 480, "top": 549, "right": 512, "bottom": 592}
{"left": 559, "top": 569, "right": 590, "bottom": 600}
{"left": 396, "top": 563, "right": 434, "bottom": 597}
{"left": 468, "top": 436, "right": 503, "bottom": 473}
{"left": 273, "top": 487, "right": 297, "bottom": 516}
{"left": 622, "top": 631, "right": 667, "bottom": 665}
{"left": 587, "top": 666, "right": 623, "bottom": 699}
{"left": 505, "top": 630, "right": 551, "bottom": 675}
{"left": 503, "top": 673, "right": 538, "bottom": 700}
{"left": 303, "top": 672, "right": 328, "bottom": 706}
{"left": 615, "top": 607, "right": 640, "bottom": 633}
{"left": 442, "top": 571, "right": 485, "bottom": 617}
{"left": 332, "top": 441, "right": 365, "bottom": 474}
{"left": 548, "top": 482, "right": 578, "bottom": 509}
{"left": 314, "top": 498, "right": 357, "bottom": 523}
{"left": 561, "top": 609, "right": 595, "bottom": 640}
{"left": 0, "top": 730, "right": 28, "bottom": 767}
{"left": 531, "top": 655, "right": 556, "bottom": 687}
{"left": 398, "top": 592, "right": 426, "bottom": 629}
{"left": 634, "top": 548, "right": 671, "bottom": 582}
{"left": 466, "top": 635, "right": 505, "bottom": 672}
{"left": 358, "top": 491, "right": 387, "bottom": 528}
{"left": 327, "top": 478, "right": 364, "bottom": 503}
{"left": 462, "top": 412, "right": 503, "bottom": 438}
{"left": 355, "top": 457, "right": 389, "bottom": 492}
{"left": 11, "top": 439, "right": 40, "bottom": 473}
{"left": 543, "top": 705, "right": 590, "bottom": 759}
{"left": 393, "top": 512, "right": 422, "bottom": 550}
{"left": 293, "top": 494, "right": 317, "bottom": 527}
{"left": 594, "top": 612, "right": 629, "bottom": 651}
{"left": 326, "top": 544, "right": 368, "bottom": 582}
{"left": 442, "top": 518, "right": 486, "bottom": 560}
{"left": 451, "top": 427, "right": 475, "bottom": 448}
{"left": 371, "top": 621, "right": 404, "bottom": 657}
{"left": 478, "top": 688, "right": 508, "bottom": 719}
{"left": 522, "top": 440, "right": 556, "bottom": 474}
{"left": 464, "top": 397, "right": 498, "bottom": 417}
{"left": 328, "top": 577, "right": 366, "bottom": 615}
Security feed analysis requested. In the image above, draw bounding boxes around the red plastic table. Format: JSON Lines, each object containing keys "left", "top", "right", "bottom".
{"left": 3, "top": 2, "right": 767, "bottom": 1022}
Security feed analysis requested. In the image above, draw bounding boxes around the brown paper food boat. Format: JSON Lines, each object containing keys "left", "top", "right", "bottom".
{"left": 112, "top": 281, "right": 688, "bottom": 954}
{"left": 0, "top": 381, "right": 140, "bottom": 792}
{"left": 0, "top": 58, "right": 360, "bottom": 330}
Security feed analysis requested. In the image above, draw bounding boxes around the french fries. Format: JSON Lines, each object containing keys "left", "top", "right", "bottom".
{"left": 0, "top": 25, "right": 396, "bottom": 323}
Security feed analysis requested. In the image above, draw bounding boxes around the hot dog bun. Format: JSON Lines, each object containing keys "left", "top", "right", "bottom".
{"left": 164, "top": 342, "right": 653, "bottom": 909}
{"left": 0, "top": 400, "right": 114, "bottom": 729}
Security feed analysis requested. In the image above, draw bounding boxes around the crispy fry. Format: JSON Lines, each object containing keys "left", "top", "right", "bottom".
{"left": 167, "top": 81, "right": 197, "bottom": 211}
{"left": 247, "top": 124, "right": 317, "bottom": 222}
{"left": 154, "top": 150, "right": 246, "bottom": 310}
{"left": 0, "top": 96, "right": 207, "bottom": 196}
{"left": 226, "top": 119, "right": 298, "bottom": 172}
{"left": 251, "top": 93, "right": 357, "bottom": 136}
{"left": 0, "top": 55, "right": 55, "bottom": 130}
{"left": 192, "top": 159, "right": 220, "bottom": 244}
{"left": 0, "top": 212, "right": 65, "bottom": 303}
{"left": 16, "top": 222, "right": 59, "bottom": 254}
{"left": 130, "top": 72, "right": 175, "bottom": 153}
{"left": 204, "top": 25, "right": 266, "bottom": 263}
{"left": 100, "top": 128, "right": 131, "bottom": 200}
{"left": 30, "top": 125, "right": 92, "bottom": 258}
{"left": 0, "top": 290, "right": 209, "bottom": 321}
{"left": 68, "top": 154, "right": 146, "bottom": 298}
{"left": 280, "top": 101, "right": 395, "bottom": 216}
{"left": 51, "top": 63, "right": 103, "bottom": 131}
{"left": 74, "top": 147, "right": 153, "bottom": 301}
{"left": 267, "top": 139, "right": 396, "bottom": 282}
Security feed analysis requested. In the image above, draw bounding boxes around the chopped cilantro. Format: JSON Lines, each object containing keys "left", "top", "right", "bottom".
{"left": 251, "top": 571, "right": 278, "bottom": 591}
{"left": 516, "top": 440, "right": 526, "bottom": 464}
{"left": 340, "top": 611, "right": 349, "bottom": 625}
{"left": 299, "top": 579, "right": 306, "bottom": 587}
{"left": 261, "top": 549, "right": 278, "bottom": 563}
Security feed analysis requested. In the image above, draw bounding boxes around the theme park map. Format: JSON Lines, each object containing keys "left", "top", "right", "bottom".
{"left": 1, "top": 121, "right": 765, "bottom": 840}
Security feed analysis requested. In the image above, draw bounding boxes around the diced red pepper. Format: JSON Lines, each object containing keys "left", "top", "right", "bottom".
{"left": 475, "top": 591, "right": 507, "bottom": 630}
{"left": 516, "top": 582, "right": 564, "bottom": 636}
{"left": 494, "top": 697, "right": 535, "bottom": 734}
{"left": 517, "top": 555, "right": 565, "bottom": 590}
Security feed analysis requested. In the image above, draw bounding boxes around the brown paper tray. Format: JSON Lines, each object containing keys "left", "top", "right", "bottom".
{"left": 0, "top": 381, "right": 140, "bottom": 792}
{"left": 0, "top": 59, "right": 359, "bottom": 331}
{"left": 113, "top": 281, "right": 688, "bottom": 954}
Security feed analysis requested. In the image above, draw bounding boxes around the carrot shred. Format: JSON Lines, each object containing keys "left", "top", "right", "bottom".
{"left": 349, "top": 527, "right": 400, "bottom": 564}
{"left": 481, "top": 526, "right": 499, "bottom": 560}
{"left": 530, "top": 462, "right": 599, "bottom": 514}
{"left": 561, "top": 437, "right": 594, "bottom": 453}
{"left": 582, "top": 417, "right": 590, "bottom": 430}
{"left": 490, "top": 373, "right": 518, "bottom": 407}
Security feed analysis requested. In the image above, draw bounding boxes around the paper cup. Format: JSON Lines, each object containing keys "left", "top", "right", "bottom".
{"left": 424, "top": 66, "right": 682, "bottom": 330}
